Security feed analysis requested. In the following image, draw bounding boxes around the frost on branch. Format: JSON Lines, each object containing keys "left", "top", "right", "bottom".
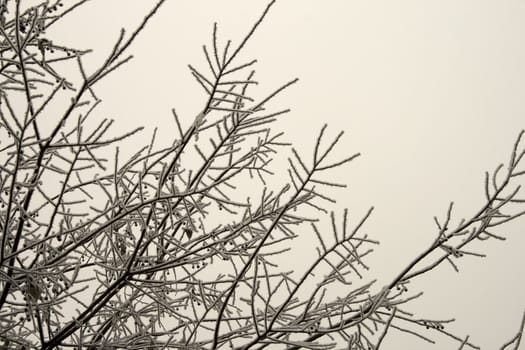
{"left": 0, "top": 1, "right": 524, "bottom": 350}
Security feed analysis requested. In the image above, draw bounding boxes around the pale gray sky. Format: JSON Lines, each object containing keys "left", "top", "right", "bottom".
{"left": 48, "top": 1, "right": 525, "bottom": 348}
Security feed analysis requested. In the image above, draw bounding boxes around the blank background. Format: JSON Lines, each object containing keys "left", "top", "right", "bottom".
{"left": 48, "top": 1, "right": 525, "bottom": 348}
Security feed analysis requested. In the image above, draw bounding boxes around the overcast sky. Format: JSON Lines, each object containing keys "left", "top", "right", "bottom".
{"left": 49, "top": 1, "right": 525, "bottom": 348}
